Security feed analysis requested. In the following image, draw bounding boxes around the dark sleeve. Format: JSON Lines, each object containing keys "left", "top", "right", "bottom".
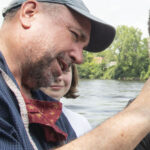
{"left": 126, "top": 99, "right": 150, "bottom": 150}
{"left": 126, "top": 98, "right": 135, "bottom": 107}
{"left": 134, "top": 133, "right": 150, "bottom": 150}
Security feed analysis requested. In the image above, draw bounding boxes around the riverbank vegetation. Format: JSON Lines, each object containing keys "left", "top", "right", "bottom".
{"left": 78, "top": 25, "right": 150, "bottom": 80}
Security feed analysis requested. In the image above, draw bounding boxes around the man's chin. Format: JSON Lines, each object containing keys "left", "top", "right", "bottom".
{"left": 22, "top": 78, "right": 51, "bottom": 90}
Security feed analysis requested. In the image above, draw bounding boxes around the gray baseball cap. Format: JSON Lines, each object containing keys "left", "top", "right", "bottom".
{"left": 2, "top": 0, "right": 116, "bottom": 52}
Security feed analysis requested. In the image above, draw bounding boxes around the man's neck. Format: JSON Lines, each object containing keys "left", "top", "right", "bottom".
{"left": 0, "top": 40, "right": 24, "bottom": 93}
{"left": 21, "top": 86, "right": 33, "bottom": 99}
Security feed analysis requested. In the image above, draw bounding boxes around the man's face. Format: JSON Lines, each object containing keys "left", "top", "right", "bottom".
{"left": 21, "top": 4, "right": 91, "bottom": 89}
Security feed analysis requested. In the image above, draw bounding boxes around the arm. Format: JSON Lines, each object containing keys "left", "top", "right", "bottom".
{"left": 134, "top": 133, "right": 150, "bottom": 150}
{"left": 126, "top": 99, "right": 150, "bottom": 150}
{"left": 55, "top": 78, "right": 150, "bottom": 150}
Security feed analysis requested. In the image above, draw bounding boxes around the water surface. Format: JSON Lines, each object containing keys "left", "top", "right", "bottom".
{"left": 61, "top": 79, "right": 144, "bottom": 128}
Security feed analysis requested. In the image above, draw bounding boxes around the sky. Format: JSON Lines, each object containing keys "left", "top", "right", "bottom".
{"left": 0, "top": 0, "right": 150, "bottom": 38}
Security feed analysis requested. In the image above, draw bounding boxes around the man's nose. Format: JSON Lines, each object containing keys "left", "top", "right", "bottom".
{"left": 69, "top": 45, "right": 84, "bottom": 64}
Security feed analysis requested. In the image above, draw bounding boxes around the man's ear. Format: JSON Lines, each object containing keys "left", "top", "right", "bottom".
{"left": 19, "top": 0, "right": 39, "bottom": 29}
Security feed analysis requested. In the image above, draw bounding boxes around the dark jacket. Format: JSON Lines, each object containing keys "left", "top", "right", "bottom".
{"left": 0, "top": 52, "right": 76, "bottom": 150}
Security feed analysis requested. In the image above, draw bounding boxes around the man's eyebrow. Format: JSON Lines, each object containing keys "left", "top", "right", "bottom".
{"left": 69, "top": 26, "right": 90, "bottom": 47}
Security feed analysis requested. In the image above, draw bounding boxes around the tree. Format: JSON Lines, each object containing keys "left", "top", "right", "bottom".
{"left": 78, "top": 25, "right": 149, "bottom": 80}
{"left": 113, "top": 26, "right": 149, "bottom": 80}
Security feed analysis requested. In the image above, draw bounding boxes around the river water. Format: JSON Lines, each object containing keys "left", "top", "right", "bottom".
{"left": 61, "top": 79, "right": 145, "bottom": 128}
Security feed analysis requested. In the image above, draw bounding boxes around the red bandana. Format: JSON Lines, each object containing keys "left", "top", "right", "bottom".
{"left": 22, "top": 94, "right": 68, "bottom": 142}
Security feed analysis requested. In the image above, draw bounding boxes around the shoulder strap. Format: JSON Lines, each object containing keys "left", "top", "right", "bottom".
{"left": 0, "top": 68, "right": 38, "bottom": 150}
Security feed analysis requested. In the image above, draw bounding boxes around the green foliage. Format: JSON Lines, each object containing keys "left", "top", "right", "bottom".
{"left": 143, "top": 65, "right": 150, "bottom": 80}
{"left": 77, "top": 57, "right": 106, "bottom": 79}
{"left": 113, "top": 26, "right": 149, "bottom": 80}
{"left": 102, "top": 66, "right": 116, "bottom": 79}
{"left": 77, "top": 25, "right": 150, "bottom": 80}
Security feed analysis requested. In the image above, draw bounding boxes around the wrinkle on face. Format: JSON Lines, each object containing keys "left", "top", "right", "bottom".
{"left": 20, "top": 4, "right": 91, "bottom": 90}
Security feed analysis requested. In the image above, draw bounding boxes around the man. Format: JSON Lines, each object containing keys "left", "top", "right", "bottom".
{"left": 0, "top": 0, "right": 115, "bottom": 149}
{"left": 1, "top": 0, "right": 150, "bottom": 150}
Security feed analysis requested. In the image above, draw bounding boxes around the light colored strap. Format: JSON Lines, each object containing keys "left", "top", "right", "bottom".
{"left": 0, "top": 68, "right": 38, "bottom": 150}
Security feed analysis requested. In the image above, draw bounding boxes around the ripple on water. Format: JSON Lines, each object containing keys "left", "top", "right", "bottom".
{"left": 62, "top": 79, "right": 144, "bottom": 128}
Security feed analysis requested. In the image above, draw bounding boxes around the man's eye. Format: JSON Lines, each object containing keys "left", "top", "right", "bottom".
{"left": 71, "top": 31, "right": 79, "bottom": 41}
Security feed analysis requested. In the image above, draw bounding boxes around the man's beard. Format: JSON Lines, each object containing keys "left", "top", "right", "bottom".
{"left": 21, "top": 52, "right": 58, "bottom": 90}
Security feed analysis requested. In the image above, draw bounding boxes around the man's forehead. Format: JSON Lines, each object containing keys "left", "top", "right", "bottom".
{"left": 55, "top": 5, "right": 91, "bottom": 34}
{"left": 3, "top": 0, "right": 115, "bottom": 52}
{"left": 63, "top": 8, "right": 91, "bottom": 44}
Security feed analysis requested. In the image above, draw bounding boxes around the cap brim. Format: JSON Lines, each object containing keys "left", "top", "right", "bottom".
{"left": 2, "top": 0, "right": 115, "bottom": 52}
{"left": 66, "top": 5, "right": 116, "bottom": 52}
